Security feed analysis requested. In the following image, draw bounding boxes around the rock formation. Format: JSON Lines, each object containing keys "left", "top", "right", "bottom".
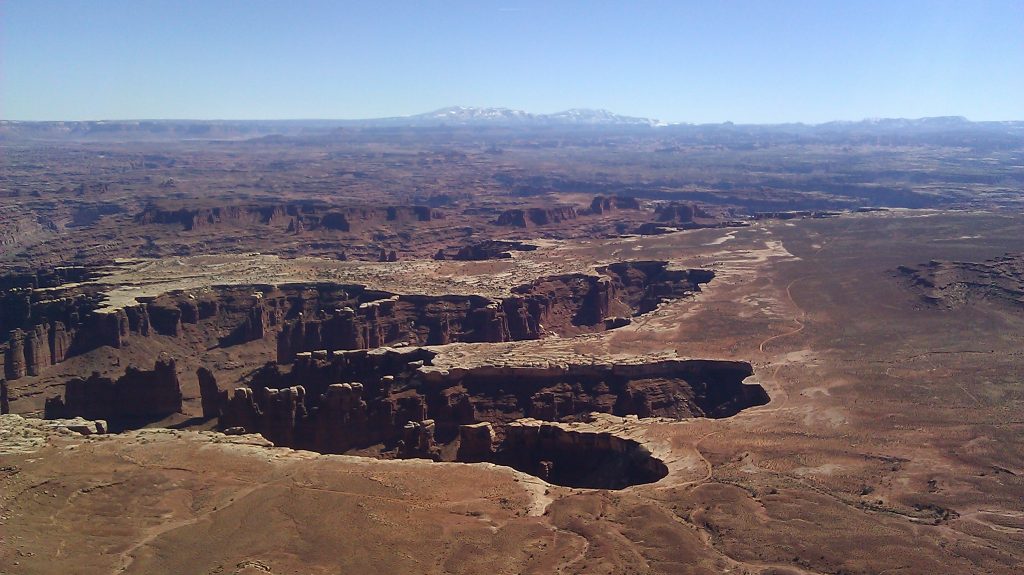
{"left": 2, "top": 260, "right": 710, "bottom": 381}
{"left": 137, "top": 203, "right": 443, "bottom": 232}
{"left": 0, "top": 280, "right": 286, "bottom": 380}
{"left": 494, "top": 206, "right": 578, "bottom": 227}
{"left": 218, "top": 346, "right": 767, "bottom": 455}
{"left": 456, "top": 422, "right": 496, "bottom": 462}
{"left": 4, "top": 332, "right": 27, "bottom": 380}
{"left": 197, "top": 367, "right": 222, "bottom": 419}
{"left": 654, "top": 202, "right": 701, "bottom": 224}
{"left": 275, "top": 261, "right": 713, "bottom": 362}
{"left": 589, "top": 195, "right": 640, "bottom": 214}
{"left": 495, "top": 420, "right": 667, "bottom": 489}
{"left": 215, "top": 347, "right": 766, "bottom": 487}
{"left": 399, "top": 419, "right": 440, "bottom": 460}
{"left": 44, "top": 355, "right": 182, "bottom": 425}
{"left": 451, "top": 240, "right": 538, "bottom": 261}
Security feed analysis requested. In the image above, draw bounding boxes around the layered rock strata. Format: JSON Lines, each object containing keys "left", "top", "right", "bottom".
{"left": 137, "top": 203, "right": 442, "bottom": 232}
{"left": 2, "top": 260, "right": 711, "bottom": 380}
{"left": 275, "top": 261, "right": 713, "bottom": 362}
{"left": 197, "top": 367, "right": 222, "bottom": 419}
{"left": 217, "top": 347, "right": 767, "bottom": 486}
{"left": 494, "top": 206, "right": 578, "bottom": 227}
{"left": 588, "top": 195, "right": 641, "bottom": 214}
{"left": 44, "top": 355, "right": 182, "bottom": 425}
{"left": 435, "top": 240, "right": 538, "bottom": 261}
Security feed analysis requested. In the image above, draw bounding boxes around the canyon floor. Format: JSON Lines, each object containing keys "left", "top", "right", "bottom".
{"left": 4, "top": 210, "right": 1022, "bottom": 574}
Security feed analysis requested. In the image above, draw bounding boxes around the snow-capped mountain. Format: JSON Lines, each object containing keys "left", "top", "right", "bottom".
{"left": 546, "top": 108, "right": 663, "bottom": 126}
{"left": 402, "top": 106, "right": 661, "bottom": 127}
{"left": 417, "top": 106, "right": 536, "bottom": 123}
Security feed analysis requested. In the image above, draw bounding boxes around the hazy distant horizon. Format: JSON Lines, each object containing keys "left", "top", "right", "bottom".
{"left": 3, "top": 1, "right": 1022, "bottom": 123}
{"left": 2, "top": 106, "right": 1021, "bottom": 126}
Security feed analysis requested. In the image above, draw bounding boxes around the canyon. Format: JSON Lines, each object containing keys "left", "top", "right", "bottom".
{"left": 1, "top": 259, "right": 711, "bottom": 382}
{"left": 214, "top": 347, "right": 766, "bottom": 488}
{"left": 2, "top": 120, "right": 1023, "bottom": 574}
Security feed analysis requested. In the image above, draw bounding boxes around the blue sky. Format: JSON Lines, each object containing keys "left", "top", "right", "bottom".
{"left": 2, "top": 0, "right": 1022, "bottom": 122}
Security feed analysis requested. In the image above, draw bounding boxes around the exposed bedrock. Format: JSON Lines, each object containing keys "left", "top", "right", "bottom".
{"left": 0, "top": 266, "right": 94, "bottom": 291}
{"left": 655, "top": 202, "right": 708, "bottom": 224}
{"left": 136, "top": 203, "right": 442, "bottom": 232}
{"left": 43, "top": 355, "right": 182, "bottom": 428}
{"left": 0, "top": 278, "right": 288, "bottom": 380}
{"left": 1, "top": 260, "right": 711, "bottom": 380}
{"left": 588, "top": 195, "right": 641, "bottom": 214}
{"left": 3, "top": 310, "right": 132, "bottom": 381}
{"left": 0, "top": 269, "right": 153, "bottom": 380}
{"left": 197, "top": 366, "right": 222, "bottom": 420}
{"left": 434, "top": 239, "right": 538, "bottom": 261}
{"left": 497, "top": 420, "right": 668, "bottom": 489}
{"left": 275, "top": 261, "right": 714, "bottom": 363}
{"left": 897, "top": 252, "right": 1024, "bottom": 310}
{"left": 494, "top": 206, "right": 578, "bottom": 227}
{"left": 218, "top": 347, "right": 768, "bottom": 488}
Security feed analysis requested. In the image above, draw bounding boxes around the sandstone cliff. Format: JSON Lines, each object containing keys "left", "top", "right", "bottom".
{"left": 137, "top": 203, "right": 442, "bottom": 232}
{"left": 275, "top": 261, "right": 713, "bottom": 362}
{"left": 44, "top": 355, "right": 182, "bottom": 425}
{"left": 588, "top": 195, "right": 641, "bottom": 214}
{"left": 218, "top": 347, "right": 767, "bottom": 459}
{"left": 494, "top": 206, "right": 578, "bottom": 227}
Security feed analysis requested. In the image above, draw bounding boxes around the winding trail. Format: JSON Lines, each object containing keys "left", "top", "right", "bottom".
{"left": 758, "top": 277, "right": 806, "bottom": 353}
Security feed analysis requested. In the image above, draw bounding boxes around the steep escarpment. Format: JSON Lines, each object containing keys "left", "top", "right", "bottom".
{"left": 137, "top": 202, "right": 443, "bottom": 232}
{"left": 43, "top": 355, "right": 182, "bottom": 427}
{"left": 494, "top": 419, "right": 668, "bottom": 488}
{"left": 494, "top": 206, "right": 579, "bottom": 227}
{"left": 1, "top": 275, "right": 139, "bottom": 380}
{"left": 2, "top": 260, "right": 710, "bottom": 384}
{"left": 433, "top": 239, "right": 538, "bottom": 261}
{"left": 1, "top": 277, "right": 391, "bottom": 381}
{"left": 588, "top": 195, "right": 641, "bottom": 214}
{"left": 216, "top": 347, "right": 768, "bottom": 487}
{"left": 655, "top": 202, "right": 707, "bottom": 224}
{"left": 275, "top": 261, "right": 713, "bottom": 362}
{"left": 0, "top": 278, "right": 283, "bottom": 381}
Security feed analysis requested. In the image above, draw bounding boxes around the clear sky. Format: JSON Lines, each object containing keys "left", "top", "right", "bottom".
{"left": 2, "top": 0, "right": 1022, "bottom": 123}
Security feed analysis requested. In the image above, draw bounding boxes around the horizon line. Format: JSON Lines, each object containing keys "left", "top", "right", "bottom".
{"left": 3, "top": 114, "right": 1021, "bottom": 126}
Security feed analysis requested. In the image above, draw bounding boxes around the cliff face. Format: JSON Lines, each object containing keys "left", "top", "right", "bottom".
{"left": 0, "top": 280, "right": 287, "bottom": 381}
{"left": 654, "top": 202, "right": 700, "bottom": 223}
{"left": 2, "top": 260, "right": 712, "bottom": 380}
{"left": 44, "top": 355, "right": 182, "bottom": 425}
{"left": 589, "top": 195, "right": 641, "bottom": 214}
{"left": 219, "top": 347, "right": 768, "bottom": 457}
{"left": 448, "top": 240, "right": 537, "bottom": 261}
{"left": 2, "top": 307, "right": 135, "bottom": 381}
{"left": 1, "top": 269, "right": 145, "bottom": 380}
{"left": 136, "top": 203, "right": 442, "bottom": 232}
{"left": 496, "top": 420, "right": 668, "bottom": 489}
{"left": 275, "top": 261, "right": 713, "bottom": 363}
{"left": 494, "top": 206, "right": 578, "bottom": 227}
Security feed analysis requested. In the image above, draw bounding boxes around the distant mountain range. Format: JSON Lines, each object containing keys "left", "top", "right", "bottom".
{"left": 2, "top": 108, "right": 1022, "bottom": 142}
{"left": 402, "top": 106, "right": 665, "bottom": 127}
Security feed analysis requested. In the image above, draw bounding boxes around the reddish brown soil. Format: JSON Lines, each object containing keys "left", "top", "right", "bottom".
{"left": 3, "top": 211, "right": 1023, "bottom": 574}
{"left": 2, "top": 128, "right": 1024, "bottom": 573}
